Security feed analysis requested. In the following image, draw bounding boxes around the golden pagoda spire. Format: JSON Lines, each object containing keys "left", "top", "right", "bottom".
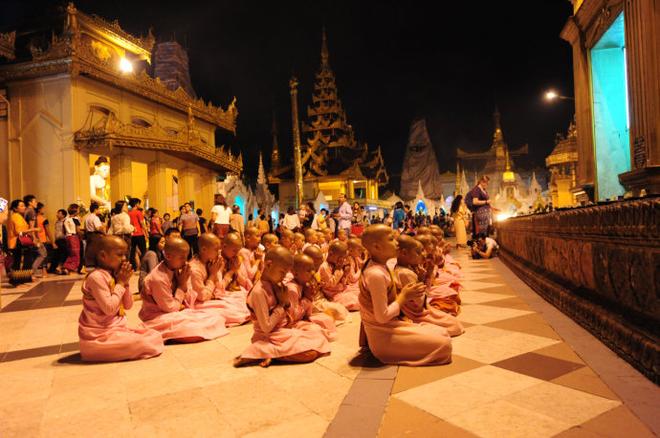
{"left": 493, "top": 106, "right": 503, "bottom": 142}
{"left": 503, "top": 148, "right": 515, "bottom": 182}
{"left": 270, "top": 111, "right": 280, "bottom": 169}
{"left": 455, "top": 161, "right": 461, "bottom": 196}
{"left": 290, "top": 76, "right": 304, "bottom": 208}
{"left": 321, "top": 26, "right": 329, "bottom": 68}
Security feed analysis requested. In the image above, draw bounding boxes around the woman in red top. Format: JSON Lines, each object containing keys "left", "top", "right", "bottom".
{"left": 128, "top": 198, "right": 148, "bottom": 270}
{"left": 148, "top": 208, "right": 164, "bottom": 252}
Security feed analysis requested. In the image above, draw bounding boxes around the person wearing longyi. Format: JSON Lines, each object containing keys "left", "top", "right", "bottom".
{"left": 303, "top": 245, "right": 348, "bottom": 324}
{"left": 234, "top": 246, "right": 331, "bottom": 368}
{"left": 394, "top": 235, "right": 464, "bottom": 336}
{"left": 139, "top": 237, "right": 228, "bottom": 342}
{"left": 78, "top": 235, "right": 163, "bottom": 362}
{"left": 359, "top": 224, "right": 452, "bottom": 366}
{"left": 318, "top": 241, "right": 360, "bottom": 311}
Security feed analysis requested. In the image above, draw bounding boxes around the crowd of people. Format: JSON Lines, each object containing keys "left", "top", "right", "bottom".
{"left": 0, "top": 176, "right": 499, "bottom": 366}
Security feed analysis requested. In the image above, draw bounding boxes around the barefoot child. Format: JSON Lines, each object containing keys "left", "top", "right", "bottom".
{"left": 394, "top": 235, "right": 464, "bottom": 336}
{"left": 303, "top": 246, "right": 349, "bottom": 324}
{"left": 359, "top": 224, "right": 452, "bottom": 366}
{"left": 319, "top": 241, "right": 360, "bottom": 311}
{"left": 78, "top": 235, "right": 164, "bottom": 362}
{"left": 139, "top": 237, "right": 229, "bottom": 342}
{"left": 235, "top": 246, "right": 331, "bottom": 367}
{"left": 215, "top": 232, "right": 252, "bottom": 325}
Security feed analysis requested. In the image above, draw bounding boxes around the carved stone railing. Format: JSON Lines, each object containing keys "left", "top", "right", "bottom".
{"left": 496, "top": 197, "right": 659, "bottom": 383}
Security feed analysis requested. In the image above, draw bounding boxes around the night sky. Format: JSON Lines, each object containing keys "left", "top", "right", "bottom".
{"left": 2, "top": 0, "right": 575, "bottom": 190}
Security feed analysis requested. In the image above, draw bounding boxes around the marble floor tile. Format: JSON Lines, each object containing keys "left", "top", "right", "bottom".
{"left": 459, "top": 291, "right": 514, "bottom": 304}
{"left": 452, "top": 330, "right": 559, "bottom": 364}
{"left": 460, "top": 280, "right": 507, "bottom": 290}
{"left": 379, "top": 398, "right": 478, "bottom": 438}
{"left": 492, "top": 352, "right": 585, "bottom": 381}
{"left": 485, "top": 313, "right": 562, "bottom": 339}
{"left": 577, "top": 405, "right": 656, "bottom": 438}
{"left": 243, "top": 414, "right": 329, "bottom": 438}
{"left": 505, "top": 381, "right": 621, "bottom": 427}
{"left": 40, "top": 406, "right": 133, "bottom": 438}
{"left": 550, "top": 366, "right": 620, "bottom": 400}
{"left": 441, "top": 365, "right": 544, "bottom": 397}
{"left": 457, "top": 304, "right": 533, "bottom": 325}
{"left": 449, "top": 399, "right": 572, "bottom": 438}
{"left": 533, "top": 342, "right": 585, "bottom": 364}
{"left": 391, "top": 355, "right": 484, "bottom": 394}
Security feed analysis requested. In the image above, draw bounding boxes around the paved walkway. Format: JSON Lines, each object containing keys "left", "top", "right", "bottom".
{"left": 0, "top": 248, "right": 657, "bottom": 437}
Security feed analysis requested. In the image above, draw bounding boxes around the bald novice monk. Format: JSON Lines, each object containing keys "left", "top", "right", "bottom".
{"left": 285, "top": 253, "right": 337, "bottom": 338}
{"left": 303, "top": 245, "right": 349, "bottom": 325}
{"left": 235, "top": 246, "right": 331, "bottom": 367}
{"left": 139, "top": 237, "right": 228, "bottom": 342}
{"left": 279, "top": 228, "right": 295, "bottom": 252}
{"left": 78, "top": 235, "right": 164, "bottom": 361}
{"left": 395, "top": 234, "right": 464, "bottom": 336}
{"left": 238, "top": 226, "right": 264, "bottom": 283}
{"left": 211, "top": 232, "right": 252, "bottom": 326}
{"left": 319, "top": 241, "right": 360, "bottom": 311}
{"left": 359, "top": 224, "right": 452, "bottom": 366}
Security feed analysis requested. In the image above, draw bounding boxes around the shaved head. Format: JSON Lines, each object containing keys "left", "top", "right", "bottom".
{"left": 328, "top": 241, "right": 348, "bottom": 257}
{"left": 245, "top": 226, "right": 260, "bottom": 238}
{"left": 362, "top": 224, "right": 392, "bottom": 250}
{"left": 303, "top": 245, "right": 324, "bottom": 269}
{"left": 397, "top": 234, "right": 421, "bottom": 251}
{"left": 164, "top": 237, "right": 190, "bottom": 255}
{"left": 294, "top": 253, "right": 314, "bottom": 270}
{"left": 265, "top": 245, "right": 294, "bottom": 268}
{"left": 223, "top": 232, "right": 242, "bottom": 248}
{"left": 198, "top": 233, "right": 221, "bottom": 250}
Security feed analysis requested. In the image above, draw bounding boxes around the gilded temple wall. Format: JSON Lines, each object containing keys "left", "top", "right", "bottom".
{"left": 496, "top": 198, "right": 659, "bottom": 382}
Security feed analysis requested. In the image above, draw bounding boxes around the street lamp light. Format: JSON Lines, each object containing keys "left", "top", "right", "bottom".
{"left": 544, "top": 90, "right": 574, "bottom": 101}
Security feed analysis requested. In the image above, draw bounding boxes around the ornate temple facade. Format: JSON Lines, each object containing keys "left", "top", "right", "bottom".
{"left": 546, "top": 118, "right": 578, "bottom": 208}
{"left": 268, "top": 30, "right": 388, "bottom": 210}
{"left": 0, "top": 3, "right": 241, "bottom": 219}
{"left": 456, "top": 108, "right": 546, "bottom": 214}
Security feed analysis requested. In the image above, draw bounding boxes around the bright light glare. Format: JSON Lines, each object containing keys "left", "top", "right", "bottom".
{"left": 545, "top": 90, "right": 558, "bottom": 101}
{"left": 119, "top": 57, "right": 133, "bottom": 73}
{"left": 495, "top": 212, "right": 513, "bottom": 222}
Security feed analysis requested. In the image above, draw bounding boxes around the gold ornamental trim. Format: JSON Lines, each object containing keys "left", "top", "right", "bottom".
{"left": 0, "top": 31, "right": 16, "bottom": 60}
{"left": 74, "top": 113, "right": 242, "bottom": 173}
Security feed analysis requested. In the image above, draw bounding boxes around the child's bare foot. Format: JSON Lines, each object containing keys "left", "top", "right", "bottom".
{"left": 233, "top": 356, "right": 256, "bottom": 367}
{"left": 259, "top": 358, "right": 272, "bottom": 367}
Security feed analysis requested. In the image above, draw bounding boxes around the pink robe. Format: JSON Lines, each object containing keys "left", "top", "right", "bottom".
{"left": 395, "top": 265, "right": 464, "bottom": 336}
{"left": 238, "top": 247, "right": 262, "bottom": 283}
{"left": 239, "top": 279, "right": 331, "bottom": 360}
{"left": 189, "top": 257, "right": 251, "bottom": 327}
{"left": 284, "top": 279, "right": 337, "bottom": 341}
{"left": 359, "top": 260, "right": 452, "bottom": 366}
{"left": 79, "top": 269, "right": 163, "bottom": 362}
{"left": 343, "top": 255, "right": 362, "bottom": 298}
{"left": 306, "top": 273, "right": 349, "bottom": 325}
{"left": 139, "top": 262, "right": 229, "bottom": 341}
{"left": 319, "top": 261, "right": 360, "bottom": 311}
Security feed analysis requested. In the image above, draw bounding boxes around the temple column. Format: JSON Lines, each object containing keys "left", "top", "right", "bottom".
{"left": 178, "top": 167, "right": 196, "bottom": 206}
{"left": 110, "top": 152, "right": 132, "bottom": 202}
{"left": 200, "top": 171, "right": 216, "bottom": 218}
{"left": 148, "top": 155, "right": 168, "bottom": 215}
{"left": 347, "top": 180, "right": 355, "bottom": 199}
{"left": 618, "top": 0, "right": 660, "bottom": 195}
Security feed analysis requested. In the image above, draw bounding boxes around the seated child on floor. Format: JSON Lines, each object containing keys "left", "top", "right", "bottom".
{"left": 215, "top": 232, "right": 252, "bottom": 325}
{"left": 336, "top": 229, "right": 348, "bottom": 243}
{"left": 234, "top": 246, "right": 331, "bottom": 367}
{"left": 359, "top": 224, "right": 453, "bottom": 366}
{"left": 79, "top": 235, "right": 164, "bottom": 362}
{"left": 415, "top": 234, "right": 461, "bottom": 316}
{"left": 293, "top": 232, "right": 305, "bottom": 254}
{"left": 394, "top": 235, "right": 464, "bottom": 336}
{"left": 238, "top": 227, "right": 265, "bottom": 283}
{"left": 279, "top": 228, "right": 295, "bottom": 252}
{"left": 261, "top": 233, "right": 279, "bottom": 252}
{"left": 303, "top": 245, "right": 349, "bottom": 324}
{"left": 302, "top": 228, "right": 318, "bottom": 252}
{"left": 319, "top": 241, "right": 360, "bottom": 311}
{"left": 283, "top": 254, "right": 337, "bottom": 338}
{"left": 139, "top": 237, "right": 229, "bottom": 342}
{"left": 343, "top": 237, "right": 365, "bottom": 295}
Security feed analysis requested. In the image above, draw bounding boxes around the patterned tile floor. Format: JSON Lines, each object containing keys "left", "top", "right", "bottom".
{"left": 0, "top": 247, "right": 657, "bottom": 437}
{"left": 379, "top": 249, "right": 656, "bottom": 438}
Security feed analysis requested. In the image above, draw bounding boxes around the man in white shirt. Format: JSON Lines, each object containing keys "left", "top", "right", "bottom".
{"left": 83, "top": 203, "right": 106, "bottom": 267}
{"left": 471, "top": 233, "right": 499, "bottom": 259}
{"left": 337, "top": 193, "right": 352, "bottom": 236}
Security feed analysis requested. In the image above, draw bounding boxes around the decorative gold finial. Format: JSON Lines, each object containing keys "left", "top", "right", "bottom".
{"left": 321, "top": 27, "right": 329, "bottom": 67}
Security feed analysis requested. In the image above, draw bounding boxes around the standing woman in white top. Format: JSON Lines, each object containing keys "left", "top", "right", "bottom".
{"left": 109, "top": 200, "right": 134, "bottom": 256}
{"left": 210, "top": 194, "right": 232, "bottom": 239}
{"left": 283, "top": 206, "right": 301, "bottom": 231}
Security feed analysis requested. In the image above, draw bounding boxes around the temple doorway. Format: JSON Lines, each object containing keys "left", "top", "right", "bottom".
{"left": 590, "top": 12, "right": 630, "bottom": 200}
